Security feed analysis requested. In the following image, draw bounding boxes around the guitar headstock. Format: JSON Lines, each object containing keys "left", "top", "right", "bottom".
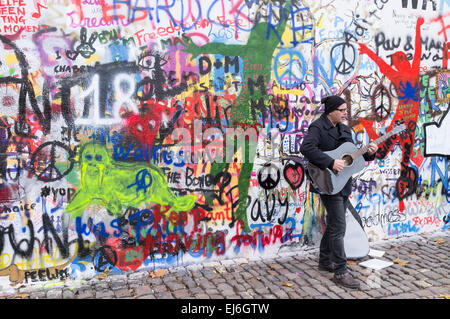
{"left": 372, "top": 122, "right": 409, "bottom": 145}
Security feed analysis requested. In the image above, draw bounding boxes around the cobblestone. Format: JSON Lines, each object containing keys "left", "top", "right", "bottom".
{"left": 62, "top": 289, "right": 76, "bottom": 299}
{"left": 46, "top": 289, "right": 63, "bottom": 299}
{"left": 1, "top": 232, "right": 448, "bottom": 300}
{"left": 114, "top": 288, "right": 133, "bottom": 298}
{"left": 133, "top": 285, "right": 153, "bottom": 297}
{"left": 172, "top": 289, "right": 192, "bottom": 298}
{"left": 96, "top": 290, "right": 115, "bottom": 298}
{"left": 74, "top": 289, "right": 95, "bottom": 299}
{"left": 386, "top": 285, "right": 404, "bottom": 294}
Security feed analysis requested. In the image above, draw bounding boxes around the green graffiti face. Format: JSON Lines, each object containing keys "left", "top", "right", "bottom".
{"left": 65, "top": 143, "right": 196, "bottom": 218}
{"left": 81, "top": 144, "right": 111, "bottom": 168}
{"left": 79, "top": 144, "right": 111, "bottom": 190}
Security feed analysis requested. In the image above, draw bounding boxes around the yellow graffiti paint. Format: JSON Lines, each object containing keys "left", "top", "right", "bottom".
{"left": 15, "top": 245, "right": 65, "bottom": 271}
{"left": 316, "top": 14, "right": 325, "bottom": 29}
{"left": 86, "top": 54, "right": 101, "bottom": 64}
{"left": 0, "top": 253, "right": 11, "bottom": 268}
{"left": 43, "top": 282, "right": 65, "bottom": 289}
{"left": 5, "top": 54, "right": 18, "bottom": 65}
{"left": 16, "top": 257, "right": 32, "bottom": 271}
{"left": 272, "top": 86, "right": 305, "bottom": 96}
{"left": 280, "top": 26, "right": 293, "bottom": 46}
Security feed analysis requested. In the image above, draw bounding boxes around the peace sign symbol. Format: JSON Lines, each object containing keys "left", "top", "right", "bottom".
{"left": 257, "top": 163, "right": 281, "bottom": 190}
{"left": 331, "top": 42, "right": 356, "bottom": 75}
{"left": 31, "top": 141, "right": 75, "bottom": 182}
{"left": 274, "top": 49, "right": 306, "bottom": 88}
{"left": 94, "top": 245, "right": 118, "bottom": 272}
{"left": 371, "top": 84, "right": 392, "bottom": 121}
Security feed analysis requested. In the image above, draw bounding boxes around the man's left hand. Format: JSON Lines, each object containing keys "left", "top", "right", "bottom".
{"left": 367, "top": 141, "right": 378, "bottom": 155}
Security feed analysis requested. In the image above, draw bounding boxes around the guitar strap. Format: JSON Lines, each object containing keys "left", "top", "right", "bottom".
{"left": 305, "top": 166, "right": 365, "bottom": 231}
{"left": 347, "top": 201, "right": 364, "bottom": 229}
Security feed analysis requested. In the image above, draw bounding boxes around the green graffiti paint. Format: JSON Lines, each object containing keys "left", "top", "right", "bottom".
{"left": 65, "top": 143, "right": 197, "bottom": 217}
{"left": 183, "top": 1, "right": 291, "bottom": 233}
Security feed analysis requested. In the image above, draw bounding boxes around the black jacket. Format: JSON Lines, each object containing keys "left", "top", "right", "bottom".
{"left": 300, "top": 113, "right": 375, "bottom": 196}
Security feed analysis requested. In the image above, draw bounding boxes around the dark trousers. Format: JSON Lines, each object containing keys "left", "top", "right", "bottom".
{"left": 319, "top": 194, "right": 349, "bottom": 275}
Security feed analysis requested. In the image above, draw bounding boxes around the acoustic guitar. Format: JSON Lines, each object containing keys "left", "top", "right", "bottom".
{"left": 306, "top": 123, "right": 407, "bottom": 195}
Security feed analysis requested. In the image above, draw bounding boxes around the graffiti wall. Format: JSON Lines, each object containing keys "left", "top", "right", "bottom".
{"left": 0, "top": 0, "right": 449, "bottom": 288}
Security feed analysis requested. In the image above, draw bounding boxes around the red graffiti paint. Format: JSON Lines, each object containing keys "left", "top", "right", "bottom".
{"left": 231, "top": 220, "right": 293, "bottom": 250}
{"left": 74, "top": 0, "right": 84, "bottom": 21}
{"left": 358, "top": 17, "right": 424, "bottom": 212}
{"left": 2, "top": 96, "right": 15, "bottom": 107}
{"left": 124, "top": 101, "right": 165, "bottom": 147}
{"left": 99, "top": 0, "right": 126, "bottom": 24}
{"left": 429, "top": 14, "right": 450, "bottom": 68}
{"left": 0, "top": 27, "right": 25, "bottom": 49}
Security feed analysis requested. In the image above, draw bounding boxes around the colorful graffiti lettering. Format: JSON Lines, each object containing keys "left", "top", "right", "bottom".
{"left": 0, "top": 0, "right": 448, "bottom": 289}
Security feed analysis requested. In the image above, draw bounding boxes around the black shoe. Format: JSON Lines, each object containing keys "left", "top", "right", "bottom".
{"left": 318, "top": 263, "right": 334, "bottom": 272}
{"left": 333, "top": 272, "right": 360, "bottom": 289}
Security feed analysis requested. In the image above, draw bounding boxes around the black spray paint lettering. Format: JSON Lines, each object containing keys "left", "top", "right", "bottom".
{"left": 40, "top": 186, "right": 76, "bottom": 202}
{"left": 136, "top": 50, "right": 188, "bottom": 101}
{"left": 0, "top": 219, "right": 35, "bottom": 258}
{"left": 198, "top": 55, "right": 240, "bottom": 75}
{"left": 24, "top": 267, "right": 70, "bottom": 283}
{"left": 0, "top": 35, "right": 52, "bottom": 137}
{"left": 59, "top": 61, "right": 139, "bottom": 129}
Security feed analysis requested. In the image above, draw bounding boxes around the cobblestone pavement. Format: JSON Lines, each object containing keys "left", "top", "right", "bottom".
{"left": 2, "top": 231, "right": 449, "bottom": 300}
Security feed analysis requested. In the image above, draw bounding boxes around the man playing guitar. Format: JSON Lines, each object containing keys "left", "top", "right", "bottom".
{"left": 300, "top": 95, "right": 378, "bottom": 289}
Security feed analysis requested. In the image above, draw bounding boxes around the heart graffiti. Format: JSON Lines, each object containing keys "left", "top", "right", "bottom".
{"left": 283, "top": 162, "right": 305, "bottom": 190}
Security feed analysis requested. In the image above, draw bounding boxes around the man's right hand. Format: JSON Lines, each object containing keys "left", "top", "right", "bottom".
{"left": 333, "top": 159, "right": 346, "bottom": 172}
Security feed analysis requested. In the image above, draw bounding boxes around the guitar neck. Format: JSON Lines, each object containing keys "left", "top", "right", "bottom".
{"left": 353, "top": 127, "right": 402, "bottom": 159}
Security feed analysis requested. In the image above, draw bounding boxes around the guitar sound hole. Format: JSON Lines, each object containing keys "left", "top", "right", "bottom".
{"left": 342, "top": 155, "right": 353, "bottom": 166}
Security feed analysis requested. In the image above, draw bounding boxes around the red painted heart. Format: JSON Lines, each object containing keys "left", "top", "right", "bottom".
{"left": 283, "top": 162, "right": 305, "bottom": 190}
{"left": 106, "top": 237, "right": 149, "bottom": 272}
{"left": 116, "top": 246, "right": 148, "bottom": 272}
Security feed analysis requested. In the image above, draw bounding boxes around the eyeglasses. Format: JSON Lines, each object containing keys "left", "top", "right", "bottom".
{"left": 336, "top": 108, "right": 347, "bottom": 113}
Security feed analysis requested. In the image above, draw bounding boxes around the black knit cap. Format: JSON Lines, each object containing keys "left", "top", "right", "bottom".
{"left": 321, "top": 95, "right": 346, "bottom": 114}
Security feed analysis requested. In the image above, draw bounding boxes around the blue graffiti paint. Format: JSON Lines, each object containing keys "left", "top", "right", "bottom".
{"left": 443, "top": 213, "right": 450, "bottom": 230}
{"left": 156, "top": 0, "right": 176, "bottom": 24}
{"left": 289, "top": 5, "right": 312, "bottom": 47}
{"left": 283, "top": 217, "right": 302, "bottom": 240}
{"left": 127, "top": 168, "right": 153, "bottom": 195}
{"left": 109, "top": 42, "right": 129, "bottom": 62}
{"left": 398, "top": 81, "right": 419, "bottom": 104}
{"left": 234, "top": 0, "right": 259, "bottom": 32}
{"left": 274, "top": 49, "right": 307, "bottom": 88}
{"left": 266, "top": 2, "right": 287, "bottom": 43}
{"left": 213, "top": 54, "right": 225, "bottom": 92}
{"left": 313, "top": 53, "right": 336, "bottom": 88}
{"left": 129, "top": 209, "right": 154, "bottom": 243}
{"left": 387, "top": 221, "right": 420, "bottom": 236}
{"left": 250, "top": 223, "right": 272, "bottom": 252}
{"left": 354, "top": 194, "right": 370, "bottom": 211}
{"left": 113, "top": 144, "right": 133, "bottom": 161}
{"left": 430, "top": 157, "right": 449, "bottom": 194}
{"left": 207, "top": 0, "right": 227, "bottom": 27}
{"left": 180, "top": 0, "right": 202, "bottom": 31}
{"left": 70, "top": 256, "right": 91, "bottom": 277}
